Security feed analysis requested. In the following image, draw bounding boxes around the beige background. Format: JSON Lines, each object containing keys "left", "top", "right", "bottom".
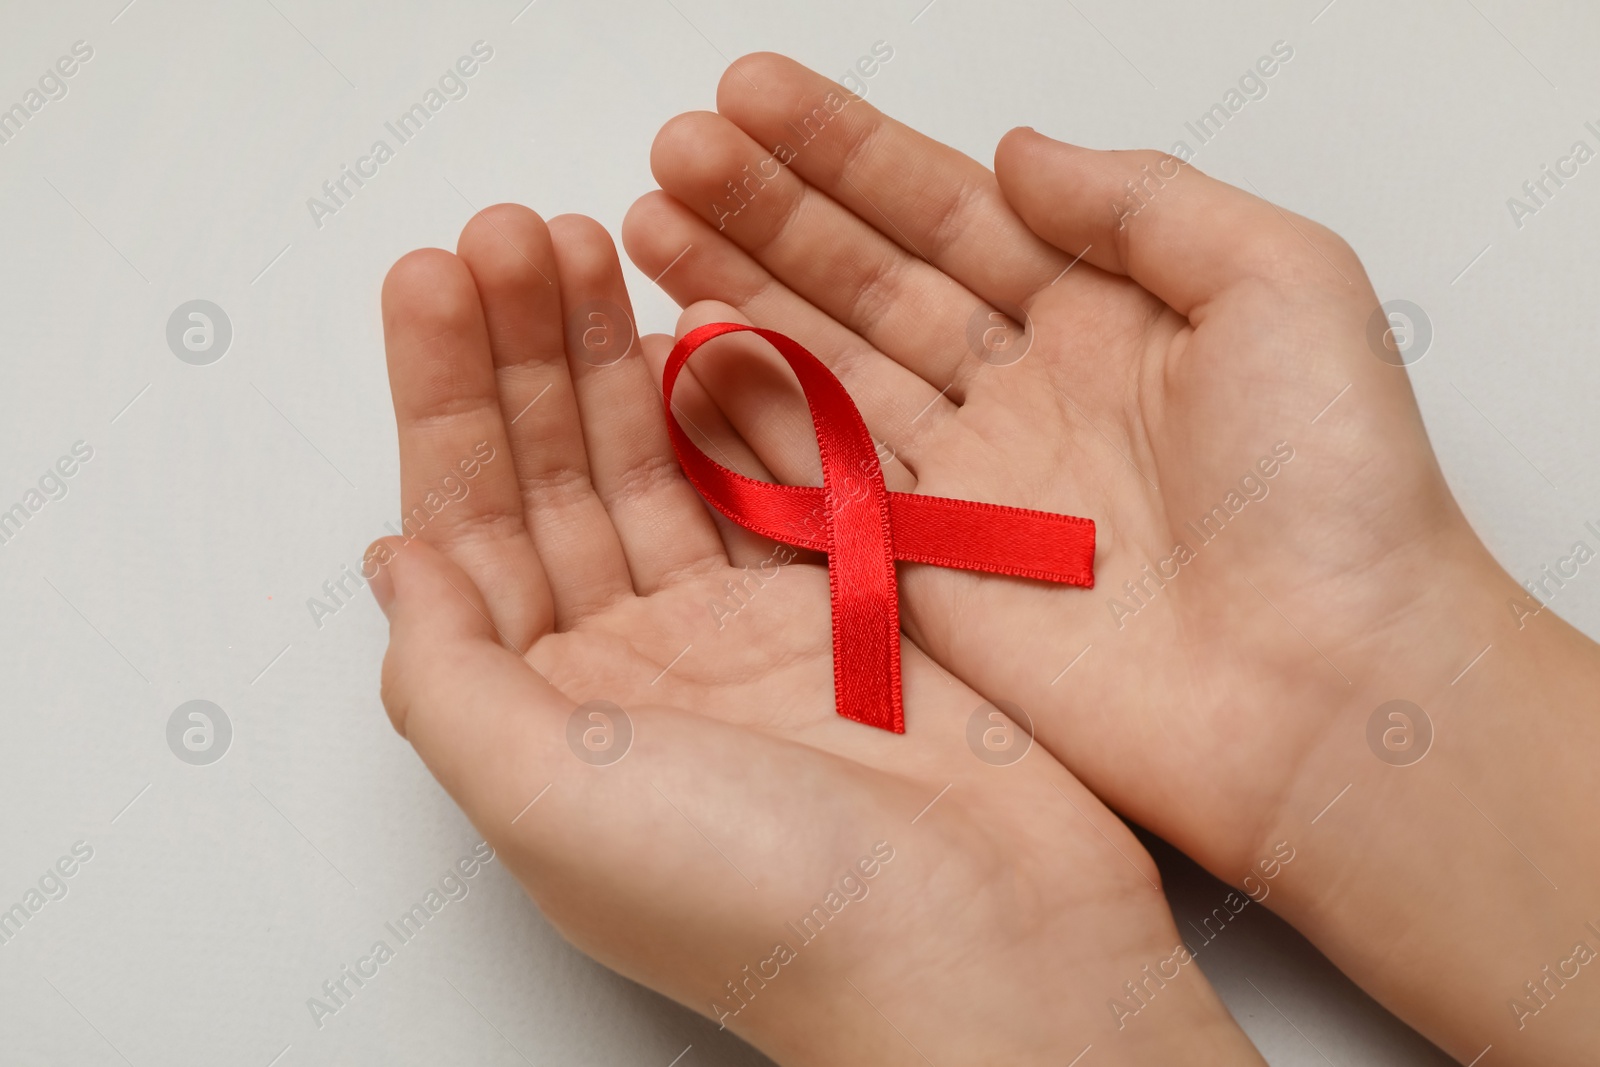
{"left": 0, "top": 0, "right": 1594, "bottom": 1063}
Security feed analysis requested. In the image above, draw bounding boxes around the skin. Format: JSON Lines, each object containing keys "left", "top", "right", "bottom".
{"left": 369, "top": 211, "right": 1264, "bottom": 1063}
{"left": 624, "top": 54, "right": 1600, "bottom": 1064}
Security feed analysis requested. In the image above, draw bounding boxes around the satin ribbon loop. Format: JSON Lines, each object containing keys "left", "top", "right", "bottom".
{"left": 663, "top": 322, "right": 1095, "bottom": 734}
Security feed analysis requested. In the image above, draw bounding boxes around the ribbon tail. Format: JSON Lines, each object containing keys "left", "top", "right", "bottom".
{"left": 887, "top": 493, "right": 1096, "bottom": 587}
{"left": 817, "top": 405, "right": 904, "bottom": 735}
{"left": 827, "top": 556, "right": 905, "bottom": 733}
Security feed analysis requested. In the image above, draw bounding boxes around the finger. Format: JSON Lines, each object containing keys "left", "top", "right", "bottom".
{"left": 455, "top": 205, "right": 634, "bottom": 629}
{"left": 715, "top": 52, "right": 1071, "bottom": 308}
{"left": 621, "top": 191, "right": 952, "bottom": 471}
{"left": 993, "top": 127, "right": 1365, "bottom": 318}
{"left": 381, "top": 248, "right": 551, "bottom": 650}
{"left": 546, "top": 214, "right": 727, "bottom": 592}
{"left": 370, "top": 535, "right": 571, "bottom": 828}
{"left": 650, "top": 110, "right": 982, "bottom": 398}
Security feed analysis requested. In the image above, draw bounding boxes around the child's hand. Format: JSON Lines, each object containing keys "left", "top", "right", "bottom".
{"left": 627, "top": 53, "right": 1600, "bottom": 1062}
{"left": 626, "top": 48, "right": 1435, "bottom": 892}
{"left": 371, "top": 208, "right": 1265, "bottom": 1065}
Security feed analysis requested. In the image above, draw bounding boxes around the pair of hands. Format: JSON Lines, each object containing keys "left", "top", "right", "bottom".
{"left": 370, "top": 54, "right": 1599, "bottom": 1065}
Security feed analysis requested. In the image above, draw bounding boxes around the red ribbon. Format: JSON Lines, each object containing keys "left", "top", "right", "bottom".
{"left": 662, "top": 322, "right": 1095, "bottom": 734}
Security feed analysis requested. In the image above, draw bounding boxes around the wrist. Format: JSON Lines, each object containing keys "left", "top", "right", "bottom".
{"left": 716, "top": 857, "right": 1266, "bottom": 1065}
{"left": 745, "top": 940, "right": 1265, "bottom": 1067}
{"left": 1256, "top": 538, "right": 1600, "bottom": 1063}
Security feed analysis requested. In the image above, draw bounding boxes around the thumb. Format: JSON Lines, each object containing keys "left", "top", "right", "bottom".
{"left": 994, "top": 126, "right": 1360, "bottom": 317}
{"left": 368, "top": 535, "right": 570, "bottom": 821}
